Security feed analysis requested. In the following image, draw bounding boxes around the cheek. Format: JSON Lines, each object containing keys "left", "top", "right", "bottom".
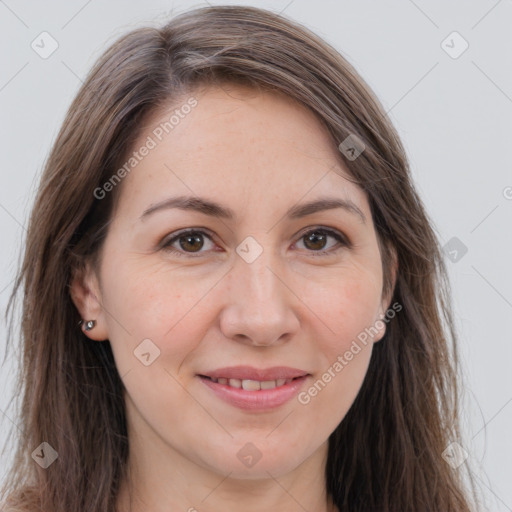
{"left": 300, "top": 268, "right": 382, "bottom": 405}
{"left": 313, "top": 268, "right": 383, "bottom": 351}
{"left": 99, "top": 256, "right": 216, "bottom": 370}
{"left": 297, "top": 274, "right": 380, "bottom": 424}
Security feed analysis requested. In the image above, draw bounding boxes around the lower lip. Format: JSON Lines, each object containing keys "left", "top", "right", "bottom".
{"left": 198, "top": 375, "right": 309, "bottom": 411}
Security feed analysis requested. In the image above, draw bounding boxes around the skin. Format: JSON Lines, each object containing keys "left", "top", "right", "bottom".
{"left": 71, "top": 83, "right": 396, "bottom": 512}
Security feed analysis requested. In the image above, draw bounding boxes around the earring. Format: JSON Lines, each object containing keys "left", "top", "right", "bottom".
{"left": 82, "top": 320, "right": 96, "bottom": 331}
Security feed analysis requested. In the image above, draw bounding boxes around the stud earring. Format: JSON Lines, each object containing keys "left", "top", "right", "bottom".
{"left": 82, "top": 320, "right": 96, "bottom": 331}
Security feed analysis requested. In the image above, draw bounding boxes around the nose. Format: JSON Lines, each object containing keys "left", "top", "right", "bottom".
{"left": 218, "top": 245, "right": 300, "bottom": 347}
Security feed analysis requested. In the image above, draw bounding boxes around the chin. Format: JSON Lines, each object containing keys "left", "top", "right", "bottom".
{"left": 195, "top": 437, "right": 317, "bottom": 480}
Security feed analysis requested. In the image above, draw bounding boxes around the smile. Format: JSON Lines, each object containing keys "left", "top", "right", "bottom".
{"left": 197, "top": 367, "right": 310, "bottom": 411}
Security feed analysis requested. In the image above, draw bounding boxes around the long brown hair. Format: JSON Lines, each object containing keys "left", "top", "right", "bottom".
{"left": 1, "top": 5, "right": 479, "bottom": 511}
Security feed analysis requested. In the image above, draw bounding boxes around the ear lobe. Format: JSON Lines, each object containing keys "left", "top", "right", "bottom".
{"left": 372, "top": 308, "right": 388, "bottom": 343}
{"left": 70, "top": 263, "right": 108, "bottom": 341}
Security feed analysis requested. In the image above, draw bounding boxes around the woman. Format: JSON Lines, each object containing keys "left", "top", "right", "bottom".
{"left": 1, "top": 5, "right": 478, "bottom": 511}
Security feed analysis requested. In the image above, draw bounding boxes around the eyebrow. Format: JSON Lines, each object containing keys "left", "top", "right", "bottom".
{"left": 139, "top": 195, "right": 366, "bottom": 224}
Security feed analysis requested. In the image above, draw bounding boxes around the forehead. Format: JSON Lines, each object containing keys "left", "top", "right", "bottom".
{"left": 114, "top": 83, "right": 368, "bottom": 220}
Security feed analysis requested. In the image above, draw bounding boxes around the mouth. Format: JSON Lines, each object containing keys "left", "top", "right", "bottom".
{"left": 197, "top": 366, "right": 310, "bottom": 411}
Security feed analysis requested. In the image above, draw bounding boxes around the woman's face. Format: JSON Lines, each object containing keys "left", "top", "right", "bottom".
{"left": 74, "top": 84, "right": 394, "bottom": 484}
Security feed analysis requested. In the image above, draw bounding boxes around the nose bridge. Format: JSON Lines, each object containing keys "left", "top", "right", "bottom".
{"left": 218, "top": 233, "right": 298, "bottom": 345}
{"left": 235, "top": 235, "right": 283, "bottom": 304}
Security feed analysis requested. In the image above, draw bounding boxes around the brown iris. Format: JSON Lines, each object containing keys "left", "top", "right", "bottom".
{"left": 178, "top": 232, "right": 204, "bottom": 252}
{"left": 303, "top": 231, "right": 328, "bottom": 251}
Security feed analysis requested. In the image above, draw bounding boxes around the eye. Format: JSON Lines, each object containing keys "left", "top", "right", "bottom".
{"left": 161, "top": 229, "right": 216, "bottom": 257}
{"left": 160, "top": 226, "right": 349, "bottom": 258}
{"left": 294, "top": 227, "right": 349, "bottom": 256}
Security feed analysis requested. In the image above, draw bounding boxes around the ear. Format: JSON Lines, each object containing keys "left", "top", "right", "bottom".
{"left": 373, "top": 247, "right": 399, "bottom": 343}
{"left": 69, "top": 261, "right": 109, "bottom": 341}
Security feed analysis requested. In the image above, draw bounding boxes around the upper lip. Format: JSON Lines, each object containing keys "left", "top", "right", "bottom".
{"left": 199, "top": 366, "right": 310, "bottom": 381}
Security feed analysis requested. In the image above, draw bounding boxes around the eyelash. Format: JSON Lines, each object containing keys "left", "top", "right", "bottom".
{"left": 160, "top": 227, "right": 350, "bottom": 258}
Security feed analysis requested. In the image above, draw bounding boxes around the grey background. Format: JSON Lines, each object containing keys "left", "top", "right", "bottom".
{"left": 1, "top": 0, "right": 511, "bottom": 509}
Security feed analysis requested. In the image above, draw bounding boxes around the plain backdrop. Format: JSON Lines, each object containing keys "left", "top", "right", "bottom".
{"left": 1, "top": 0, "right": 511, "bottom": 509}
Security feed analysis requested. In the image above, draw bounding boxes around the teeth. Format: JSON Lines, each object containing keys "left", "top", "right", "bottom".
{"left": 242, "top": 379, "right": 261, "bottom": 391}
{"left": 228, "top": 378, "right": 242, "bottom": 388}
{"left": 208, "top": 376, "right": 297, "bottom": 390}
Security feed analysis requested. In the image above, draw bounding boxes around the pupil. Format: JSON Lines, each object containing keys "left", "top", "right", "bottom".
{"left": 180, "top": 233, "right": 204, "bottom": 252}
{"left": 305, "top": 231, "right": 326, "bottom": 250}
